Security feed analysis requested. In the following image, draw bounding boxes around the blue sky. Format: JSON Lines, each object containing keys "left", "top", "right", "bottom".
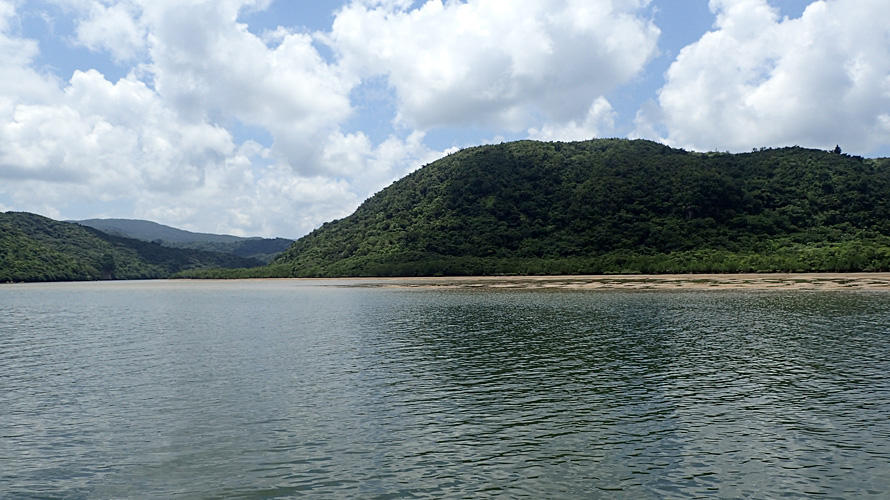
{"left": 1, "top": 0, "right": 888, "bottom": 238}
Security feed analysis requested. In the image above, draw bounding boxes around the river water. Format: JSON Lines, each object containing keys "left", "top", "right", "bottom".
{"left": 1, "top": 280, "right": 889, "bottom": 498}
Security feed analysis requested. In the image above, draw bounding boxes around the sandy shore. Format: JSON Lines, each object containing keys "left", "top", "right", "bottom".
{"left": 340, "top": 273, "right": 890, "bottom": 290}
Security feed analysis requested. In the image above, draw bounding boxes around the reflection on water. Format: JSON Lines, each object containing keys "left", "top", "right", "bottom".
{"left": 1, "top": 281, "right": 889, "bottom": 498}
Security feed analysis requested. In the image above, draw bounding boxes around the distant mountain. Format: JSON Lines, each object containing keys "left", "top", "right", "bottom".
{"left": 1, "top": 212, "right": 264, "bottom": 282}
{"left": 75, "top": 218, "right": 293, "bottom": 263}
{"left": 193, "top": 138, "right": 890, "bottom": 278}
{"left": 76, "top": 218, "right": 245, "bottom": 243}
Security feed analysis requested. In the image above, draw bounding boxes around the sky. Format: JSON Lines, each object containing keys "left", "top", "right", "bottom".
{"left": 1, "top": 0, "right": 889, "bottom": 239}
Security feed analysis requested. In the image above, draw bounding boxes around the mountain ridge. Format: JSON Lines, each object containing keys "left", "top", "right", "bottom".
{"left": 193, "top": 138, "right": 890, "bottom": 278}
{"left": 75, "top": 218, "right": 293, "bottom": 263}
{"left": 1, "top": 212, "right": 264, "bottom": 282}
{"left": 8, "top": 138, "right": 890, "bottom": 281}
{"left": 75, "top": 218, "right": 249, "bottom": 244}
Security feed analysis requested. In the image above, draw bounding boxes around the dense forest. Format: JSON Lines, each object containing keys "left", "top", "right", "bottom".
{"left": 171, "top": 238, "right": 293, "bottom": 264}
{"left": 182, "top": 139, "right": 890, "bottom": 278}
{"left": 76, "top": 218, "right": 293, "bottom": 263}
{"left": 0, "top": 212, "right": 263, "bottom": 282}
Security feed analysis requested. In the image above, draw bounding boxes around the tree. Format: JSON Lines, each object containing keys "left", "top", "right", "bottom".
{"left": 99, "top": 252, "right": 116, "bottom": 280}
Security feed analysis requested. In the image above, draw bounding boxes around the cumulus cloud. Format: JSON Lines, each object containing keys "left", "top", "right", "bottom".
{"left": 0, "top": 66, "right": 248, "bottom": 215}
{"left": 528, "top": 96, "right": 616, "bottom": 141}
{"left": 75, "top": 1, "right": 145, "bottom": 62}
{"left": 0, "top": 0, "right": 453, "bottom": 237}
{"left": 0, "top": 3, "right": 61, "bottom": 103}
{"left": 326, "top": 0, "right": 659, "bottom": 132}
{"left": 138, "top": 0, "right": 357, "bottom": 175}
{"left": 656, "top": 0, "right": 890, "bottom": 155}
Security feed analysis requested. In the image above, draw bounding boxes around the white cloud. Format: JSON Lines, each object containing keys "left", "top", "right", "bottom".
{"left": 75, "top": 1, "right": 145, "bottom": 62}
{"left": 528, "top": 96, "right": 616, "bottom": 141}
{"left": 0, "top": 58, "right": 439, "bottom": 237}
{"left": 0, "top": 67, "right": 242, "bottom": 208}
{"left": 0, "top": 0, "right": 459, "bottom": 238}
{"left": 327, "top": 0, "right": 659, "bottom": 131}
{"left": 321, "top": 129, "right": 447, "bottom": 186}
{"left": 0, "top": 3, "right": 62, "bottom": 103}
{"left": 656, "top": 0, "right": 890, "bottom": 155}
{"left": 629, "top": 98, "right": 665, "bottom": 143}
{"left": 55, "top": 0, "right": 359, "bottom": 177}
{"left": 136, "top": 0, "right": 357, "bottom": 176}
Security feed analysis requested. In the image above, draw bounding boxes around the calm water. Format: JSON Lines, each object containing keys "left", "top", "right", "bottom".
{"left": 1, "top": 280, "right": 889, "bottom": 499}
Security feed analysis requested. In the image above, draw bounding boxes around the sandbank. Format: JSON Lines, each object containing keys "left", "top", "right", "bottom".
{"left": 340, "top": 273, "right": 890, "bottom": 290}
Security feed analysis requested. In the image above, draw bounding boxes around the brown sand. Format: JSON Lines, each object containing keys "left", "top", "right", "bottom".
{"left": 335, "top": 273, "right": 890, "bottom": 290}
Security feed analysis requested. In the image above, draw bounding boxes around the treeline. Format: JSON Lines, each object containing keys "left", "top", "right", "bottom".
{"left": 178, "top": 240, "right": 890, "bottom": 279}
{"left": 1, "top": 212, "right": 263, "bottom": 282}
{"left": 182, "top": 139, "right": 890, "bottom": 278}
{"left": 161, "top": 238, "right": 293, "bottom": 264}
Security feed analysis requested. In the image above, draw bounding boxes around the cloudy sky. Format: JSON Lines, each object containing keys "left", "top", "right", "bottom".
{"left": 1, "top": 0, "right": 889, "bottom": 238}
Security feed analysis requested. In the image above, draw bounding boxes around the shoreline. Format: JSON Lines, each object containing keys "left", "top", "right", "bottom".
{"left": 323, "top": 272, "right": 890, "bottom": 290}
{"left": 6, "top": 273, "right": 890, "bottom": 290}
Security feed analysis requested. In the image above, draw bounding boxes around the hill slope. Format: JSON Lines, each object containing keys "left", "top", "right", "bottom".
{"left": 228, "top": 139, "right": 890, "bottom": 278}
{"left": 76, "top": 218, "right": 293, "bottom": 263}
{"left": 1, "top": 212, "right": 263, "bottom": 282}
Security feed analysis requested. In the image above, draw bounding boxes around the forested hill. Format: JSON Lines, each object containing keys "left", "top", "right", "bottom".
{"left": 76, "top": 218, "right": 293, "bottom": 263}
{"left": 0, "top": 212, "right": 263, "bottom": 282}
{"left": 239, "top": 139, "right": 890, "bottom": 278}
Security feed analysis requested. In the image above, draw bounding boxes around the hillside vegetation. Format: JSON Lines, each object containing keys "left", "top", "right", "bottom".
{"left": 1, "top": 212, "right": 263, "bottom": 282}
{"left": 191, "top": 138, "right": 890, "bottom": 278}
{"left": 76, "top": 218, "right": 293, "bottom": 263}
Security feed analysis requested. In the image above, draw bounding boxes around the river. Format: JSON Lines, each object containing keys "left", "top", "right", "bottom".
{"left": 2, "top": 280, "right": 889, "bottom": 498}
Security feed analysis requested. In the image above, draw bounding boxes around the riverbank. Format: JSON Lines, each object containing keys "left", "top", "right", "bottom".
{"left": 343, "top": 273, "right": 890, "bottom": 290}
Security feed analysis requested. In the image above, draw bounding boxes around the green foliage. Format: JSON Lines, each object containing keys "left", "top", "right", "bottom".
{"left": 0, "top": 212, "right": 264, "bottom": 282}
{"left": 161, "top": 238, "right": 294, "bottom": 263}
{"left": 262, "top": 139, "right": 890, "bottom": 277}
{"left": 76, "top": 218, "right": 293, "bottom": 263}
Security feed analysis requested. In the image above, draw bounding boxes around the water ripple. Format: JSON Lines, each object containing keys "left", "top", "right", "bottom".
{"left": 1, "top": 283, "right": 889, "bottom": 498}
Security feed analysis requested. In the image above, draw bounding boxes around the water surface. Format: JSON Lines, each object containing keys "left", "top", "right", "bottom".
{"left": 2, "top": 281, "right": 889, "bottom": 498}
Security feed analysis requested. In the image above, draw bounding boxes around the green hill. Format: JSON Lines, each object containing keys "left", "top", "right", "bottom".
{"left": 76, "top": 218, "right": 293, "bottom": 263}
{"left": 1, "top": 212, "right": 264, "bottom": 282}
{"left": 203, "top": 138, "right": 890, "bottom": 278}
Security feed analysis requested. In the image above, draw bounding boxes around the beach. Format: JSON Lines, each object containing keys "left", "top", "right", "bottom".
{"left": 346, "top": 273, "right": 890, "bottom": 290}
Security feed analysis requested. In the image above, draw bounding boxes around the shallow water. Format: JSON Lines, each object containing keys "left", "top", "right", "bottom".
{"left": 2, "top": 281, "right": 889, "bottom": 498}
